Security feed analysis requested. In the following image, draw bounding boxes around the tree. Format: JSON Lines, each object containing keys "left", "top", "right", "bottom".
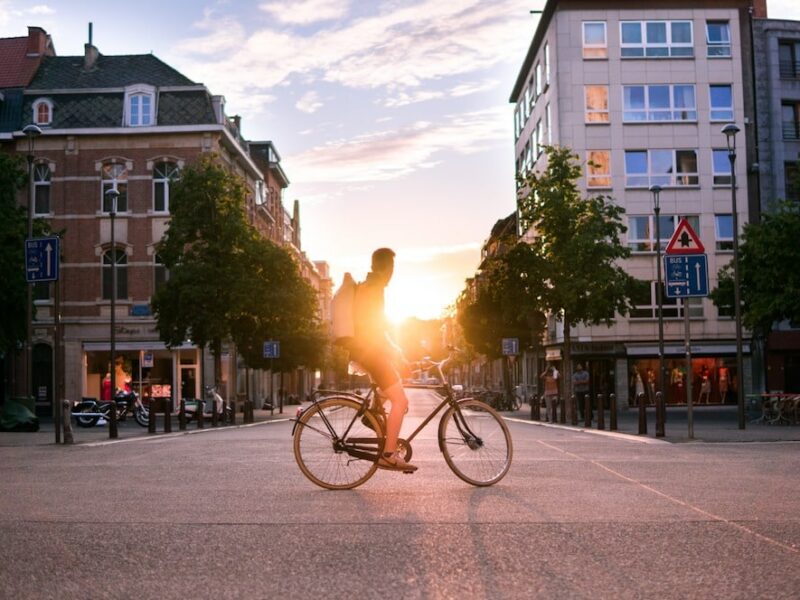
{"left": 152, "top": 155, "right": 323, "bottom": 385}
{"left": 711, "top": 199, "right": 800, "bottom": 335}
{"left": 516, "top": 145, "right": 636, "bottom": 402}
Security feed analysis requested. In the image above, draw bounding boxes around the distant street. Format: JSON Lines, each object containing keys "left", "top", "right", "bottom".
{"left": 1, "top": 389, "right": 798, "bottom": 599}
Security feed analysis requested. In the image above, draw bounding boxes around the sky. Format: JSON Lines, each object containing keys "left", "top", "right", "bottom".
{"left": 2, "top": 0, "right": 800, "bottom": 323}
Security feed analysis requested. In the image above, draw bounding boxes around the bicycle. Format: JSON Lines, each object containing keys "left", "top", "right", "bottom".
{"left": 291, "top": 351, "right": 513, "bottom": 490}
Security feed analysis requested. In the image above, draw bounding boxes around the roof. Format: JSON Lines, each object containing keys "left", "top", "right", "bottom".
{"left": 29, "top": 53, "right": 196, "bottom": 89}
{"left": 0, "top": 36, "right": 43, "bottom": 88}
{"left": 0, "top": 89, "right": 24, "bottom": 132}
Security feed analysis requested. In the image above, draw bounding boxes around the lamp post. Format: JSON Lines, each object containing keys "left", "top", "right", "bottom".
{"left": 22, "top": 124, "right": 42, "bottom": 404}
{"left": 105, "top": 188, "right": 119, "bottom": 439}
{"left": 722, "top": 123, "right": 745, "bottom": 430}
{"left": 650, "top": 185, "right": 665, "bottom": 437}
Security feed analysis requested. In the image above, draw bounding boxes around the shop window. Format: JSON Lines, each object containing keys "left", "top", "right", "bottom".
{"left": 101, "top": 163, "right": 128, "bottom": 213}
{"left": 102, "top": 248, "right": 128, "bottom": 300}
{"left": 33, "top": 163, "right": 51, "bottom": 215}
{"left": 585, "top": 86, "right": 609, "bottom": 123}
{"left": 583, "top": 22, "right": 607, "bottom": 59}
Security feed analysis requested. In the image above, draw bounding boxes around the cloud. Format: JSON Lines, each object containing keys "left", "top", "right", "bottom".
{"left": 296, "top": 90, "right": 323, "bottom": 113}
{"left": 287, "top": 106, "right": 509, "bottom": 184}
{"left": 28, "top": 5, "right": 55, "bottom": 15}
{"left": 259, "top": 0, "right": 350, "bottom": 25}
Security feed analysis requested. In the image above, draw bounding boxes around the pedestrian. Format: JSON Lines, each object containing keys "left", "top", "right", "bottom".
{"left": 348, "top": 248, "right": 416, "bottom": 472}
{"left": 573, "top": 363, "right": 590, "bottom": 421}
{"left": 101, "top": 372, "right": 112, "bottom": 402}
{"left": 540, "top": 365, "right": 559, "bottom": 422}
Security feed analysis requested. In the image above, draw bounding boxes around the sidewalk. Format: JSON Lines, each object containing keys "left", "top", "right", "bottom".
{"left": 0, "top": 406, "right": 295, "bottom": 447}
{"left": 503, "top": 403, "right": 800, "bottom": 443}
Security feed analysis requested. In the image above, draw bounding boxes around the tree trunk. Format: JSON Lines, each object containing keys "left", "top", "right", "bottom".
{"left": 212, "top": 338, "right": 222, "bottom": 393}
{"left": 563, "top": 312, "right": 573, "bottom": 403}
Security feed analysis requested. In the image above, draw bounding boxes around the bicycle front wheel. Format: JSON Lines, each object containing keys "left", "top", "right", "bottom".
{"left": 438, "top": 399, "right": 512, "bottom": 486}
{"left": 293, "top": 397, "right": 383, "bottom": 490}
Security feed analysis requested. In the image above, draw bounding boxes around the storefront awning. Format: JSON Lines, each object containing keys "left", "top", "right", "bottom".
{"left": 626, "top": 342, "right": 750, "bottom": 356}
{"left": 82, "top": 341, "right": 196, "bottom": 351}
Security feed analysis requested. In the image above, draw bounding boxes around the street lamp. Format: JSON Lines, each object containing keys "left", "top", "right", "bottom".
{"left": 650, "top": 184, "right": 665, "bottom": 437}
{"left": 22, "top": 124, "right": 42, "bottom": 405}
{"left": 105, "top": 187, "right": 119, "bottom": 438}
{"left": 722, "top": 123, "right": 745, "bottom": 430}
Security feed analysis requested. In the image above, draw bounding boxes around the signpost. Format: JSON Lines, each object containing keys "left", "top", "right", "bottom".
{"left": 263, "top": 341, "right": 280, "bottom": 415}
{"left": 501, "top": 338, "right": 519, "bottom": 356}
{"left": 665, "top": 218, "right": 708, "bottom": 439}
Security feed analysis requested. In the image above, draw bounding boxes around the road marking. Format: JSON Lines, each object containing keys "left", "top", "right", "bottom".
{"left": 536, "top": 439, "right": 800, "bottom": 556}
{"left": 504, "top": 416, "right": 670, "bottom": 444}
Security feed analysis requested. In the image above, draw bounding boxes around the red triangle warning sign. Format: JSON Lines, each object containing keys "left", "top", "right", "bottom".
{"left": 665, "top": 218, "right": 705, "bottom": 254}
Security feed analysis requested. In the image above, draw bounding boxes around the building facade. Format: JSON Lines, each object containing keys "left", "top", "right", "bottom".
{"left": 510, "top": 0, "right": 766, "bottom": 407}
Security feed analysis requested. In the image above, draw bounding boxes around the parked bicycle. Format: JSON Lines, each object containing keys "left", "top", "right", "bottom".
{"left": 291, "top": 350, "right": 513, "bottom": 490}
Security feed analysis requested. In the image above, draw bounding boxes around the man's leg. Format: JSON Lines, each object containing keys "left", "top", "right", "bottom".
{"left": 380, "top": 380, "right": 408, "bottom": 454}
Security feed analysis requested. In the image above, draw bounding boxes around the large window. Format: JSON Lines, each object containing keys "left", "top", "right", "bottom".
{"left": 33, "top": 164, "right": 51, "bottom": 215}
{"left": 706, "top": 21, "right": 731, "bottom": 57}
{"left": 715, "top": 215, "right": 733, "bottom": 251}
{"left": 709, "top": 85, "right": 734, "bottom": 121}
{"left": 782, "top": 102, "right": 800, "bottom": 140}
{"left": 583, "top": 22, "right": 607, "bottom": 59}
{"left": 587, "top": 150, "right": 611, "bottom": 188}
{"left": 102, "top": 163, "right": 128, "bottom": 212}
{"left": 630, "top": 280, "right": 701, "bottom": 319}
{"left": 102, "top": 248, "right": 128, "bottom": 300}
{"left": 628, "top": 214, "right": 699, "bottom": 252}
{"left": 623, "top": 85, "right": 696, "bottom": 122}
{"left": 712, "top": 150, "right": 732, "bottom": 186}
{"left": 621, "top": 21, "right": 693, "bottom": 58}
{"left": 585, "top": 86, "right": 609, "bottom": 123}
{"left": 153, "top": 161, "right": 179, "bottom": 213}
{"left": 624, "top": 150, "right": 698, "bottom": 188}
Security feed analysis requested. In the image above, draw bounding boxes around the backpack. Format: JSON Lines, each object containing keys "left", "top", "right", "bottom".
{"left": 331, "top": 272, "right": 358, "bottom": 346}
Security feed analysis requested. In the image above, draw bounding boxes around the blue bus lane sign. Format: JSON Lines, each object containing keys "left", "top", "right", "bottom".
{"left": 665, "top": 254, "right": 709, "bottom": 298}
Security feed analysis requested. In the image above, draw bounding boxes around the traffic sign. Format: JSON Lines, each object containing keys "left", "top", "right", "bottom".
{"left": 502, "top": 338, "right": 519, "bottom": 356}
{"left": 665, "top": 254, "right": 709, "bottom": 298}
{"left": 25, "top": 236, "right": 59, "bottom": 282}
{"left": 263, "top": 341, "right": 280, "bottom": 359}
{"left": 665, "top": 218, "right": 705, "bottom": 254}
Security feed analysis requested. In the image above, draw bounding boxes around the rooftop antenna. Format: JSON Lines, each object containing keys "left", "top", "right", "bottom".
{"left": 88, "top": 22, "right": 93, "bottom": 45}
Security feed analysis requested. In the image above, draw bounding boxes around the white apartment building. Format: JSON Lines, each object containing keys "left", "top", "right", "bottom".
{"left": 510, "top": 0, "right": 766, "bottom": 407}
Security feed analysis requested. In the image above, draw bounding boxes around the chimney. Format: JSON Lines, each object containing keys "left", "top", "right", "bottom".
{"left": 25, "top": 26, "right": 50, "bottom": 57}
{"left": 211, "top": 95, "right": 225, "bottom": 124}
{"left": 231, "top": 115, "right": 241, "bottom": 133}
{"left": 84, "top": 22, "right": 99, "bottom": 71}
{"left": 752, "top": 0, "right": 767, "bottom": 18}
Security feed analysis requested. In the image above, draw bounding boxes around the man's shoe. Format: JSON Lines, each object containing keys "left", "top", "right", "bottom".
{"left": 377, "top": 451, "right": 417, "bottom": 473}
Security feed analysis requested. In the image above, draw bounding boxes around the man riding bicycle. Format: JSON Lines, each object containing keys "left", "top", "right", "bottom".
{"left": 348, "top": 248, "right": 417, "bottom": 473}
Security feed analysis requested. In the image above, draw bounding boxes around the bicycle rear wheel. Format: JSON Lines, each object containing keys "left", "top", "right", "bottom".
{"left": 438, "top": 399, "right": 512, "bottom": 486}
{"left": 293, "top": 397, "right": 383, "bottom": 490}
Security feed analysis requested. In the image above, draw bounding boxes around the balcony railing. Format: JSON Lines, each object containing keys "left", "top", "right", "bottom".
{"left": 779, "top": 59, "right": 799, "bottom": 80}
{"left": 783, "top": 122, "right": 800, "bottom": 141}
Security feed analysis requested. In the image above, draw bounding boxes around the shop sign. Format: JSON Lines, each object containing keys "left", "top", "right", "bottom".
{"left": 142, "top": 351, "right": 154, "bottom": 368}
{"left": 130, "top": 304, "right": 151, "bottom": 317}
{"left": 545, "top": 349, "right": 562, "bottom": 361}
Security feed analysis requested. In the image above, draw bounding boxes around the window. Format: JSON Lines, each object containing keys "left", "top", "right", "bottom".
{"left": 779, "top": 41, "right": 800, "bottom": 79}
{"left": 706, "top": 21, "right": 731, "bottom": 57}
{"left": 33, "top": 164, "right": 51, "bottom": 215}
{"left": 785, "top": 162, "right": 800, "bottom": 201}
{"left": 102, "top": 163, "right": 128, "bottom": 212}
{"left": 621, "top": 21, "right": 693, "bottom": 58}
{"left": 715, "top": 215, "right": 733, "bottom": 251}
{"left": 154, "top": 253, "right": 168, "bottom": 294}
{"left": 153, "top": 161, "right": 179, "bottom": 213}
{"left": 531, "top": 130, "right": 538, "bottom": 161}
{"left": 712, "top": 150, "right": 732, "bottom": 185}
{"left": 535, "top": 119, "right": 543, "bottom": 157}
{"left": 623, "top": 85, "right": 696, "bottom": 122}
{"left": 514, "top": 104, "right": 521, "bottom": 139}
{"left": 32, "top": 98, "right": 53, "bottom": 125}
{"left": 583, "top": 22, "right": 607, "bottom": 59}
{"left": 33, "top": 282, "right": 50, "bottom": 302}
{"left": 587, "top": 150, "right": 611, "bottom": 188}
{"left": 628, "top": 214, "right": 698, "bottom": 251}
{"left": 625, "top": 150, "right": 698, "bottom": 187}
{"left": 524, "top": 86, "right": 531, "bottom": 120}
{"left": 544, "top": 42, "right": 550, "bottom": 86}
{"left": 585, "top": 86, "right": 609, "bottom": 123}
{"left": 124, "top": 84, "right": 155, "bottom": 127}
{"left": 545, "top": 103, "right": 552, "bottom": 144}
{"left": 102, "top": 248, "right": 128, "bottom": 300}
{"left": 782, "top": 102, "right": 800, "bottom": 140}
{"left": 535, "top": 62, "right": 543, "bottom": 97}
{"left": 709, "top": 85, "right": 734, "bottom": 121}
{"left": 630, "top": 281, "right": 680, "bottom": 319}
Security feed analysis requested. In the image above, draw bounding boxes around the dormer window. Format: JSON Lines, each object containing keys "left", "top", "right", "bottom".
{"left": 124, "top": 84, "right": 155, "bottom": 127}
{"left": 32, "top": 98, "right": 53, "bottom": 126}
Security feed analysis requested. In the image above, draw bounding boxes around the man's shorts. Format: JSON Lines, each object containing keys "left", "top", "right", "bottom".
{"left": 349, "top": 344, "right": 400, "bottom": 390}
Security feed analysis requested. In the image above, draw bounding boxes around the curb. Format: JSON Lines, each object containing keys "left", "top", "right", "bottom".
{"left": 503, "top": 416, "right": 672, "bottom": 444}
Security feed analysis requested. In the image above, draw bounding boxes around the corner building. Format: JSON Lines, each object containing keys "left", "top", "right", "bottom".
{"left": 510, "top": 0, "right": 765, "bottom": 407}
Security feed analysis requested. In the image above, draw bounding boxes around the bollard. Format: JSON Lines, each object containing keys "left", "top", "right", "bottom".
{"left": 148, "top": 399, "right": 158, "bottom": 434}
{"left": 609, "top": 393, "right": 617, "bottom": 431}
{"left": 62, "top": 400, "right": 74, "bottom": 444}
{"left": 196, "top": 400, "right": 204, "bottom": 429}
{"left": 638, "top": 392, "right": 648, "bottom": 435}
{"left": 163, "top": 398, "right": 172, "bottom": 433}
{"left": 655, "top": 391, "right": 665, "bottom": 437}
{"left": 570, "top": 394, "right": 578, "bottom": 426}
{"left": 530, "top": 394, "right": 540, "bottom": 421}
{"left": 559, "top": 396, "right": 566, "bottom": 424}
{"left": 179, "top": 399, "right": 186, "bottom": 431}
{"left": 211, "top": 402, "right": 218, "bottom": 427}
{"left": 230, "top": 400, "right": 236, "bottom": 425}
{"left": 244, "top": 401, "right": 253, "bottom": 424}
{"left": 584, "top": 394, "right": 592, "bottom": 428}
{"left": 597, "top": 393, "right": 605, "bottom": 430}
{"left": 109, "top": 398, "right": 118, "bottom": 439}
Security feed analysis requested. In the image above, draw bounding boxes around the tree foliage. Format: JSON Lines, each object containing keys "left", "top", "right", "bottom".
{"left": 710, "top": 199, "right": 800, "bottom": 334}
{"left": 151, "top": 155, "right": 323, "bottom": 382}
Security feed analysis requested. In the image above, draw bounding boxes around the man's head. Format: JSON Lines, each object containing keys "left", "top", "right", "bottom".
{"left": 371, "top": 247, "right": 395, "bottom": 281}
